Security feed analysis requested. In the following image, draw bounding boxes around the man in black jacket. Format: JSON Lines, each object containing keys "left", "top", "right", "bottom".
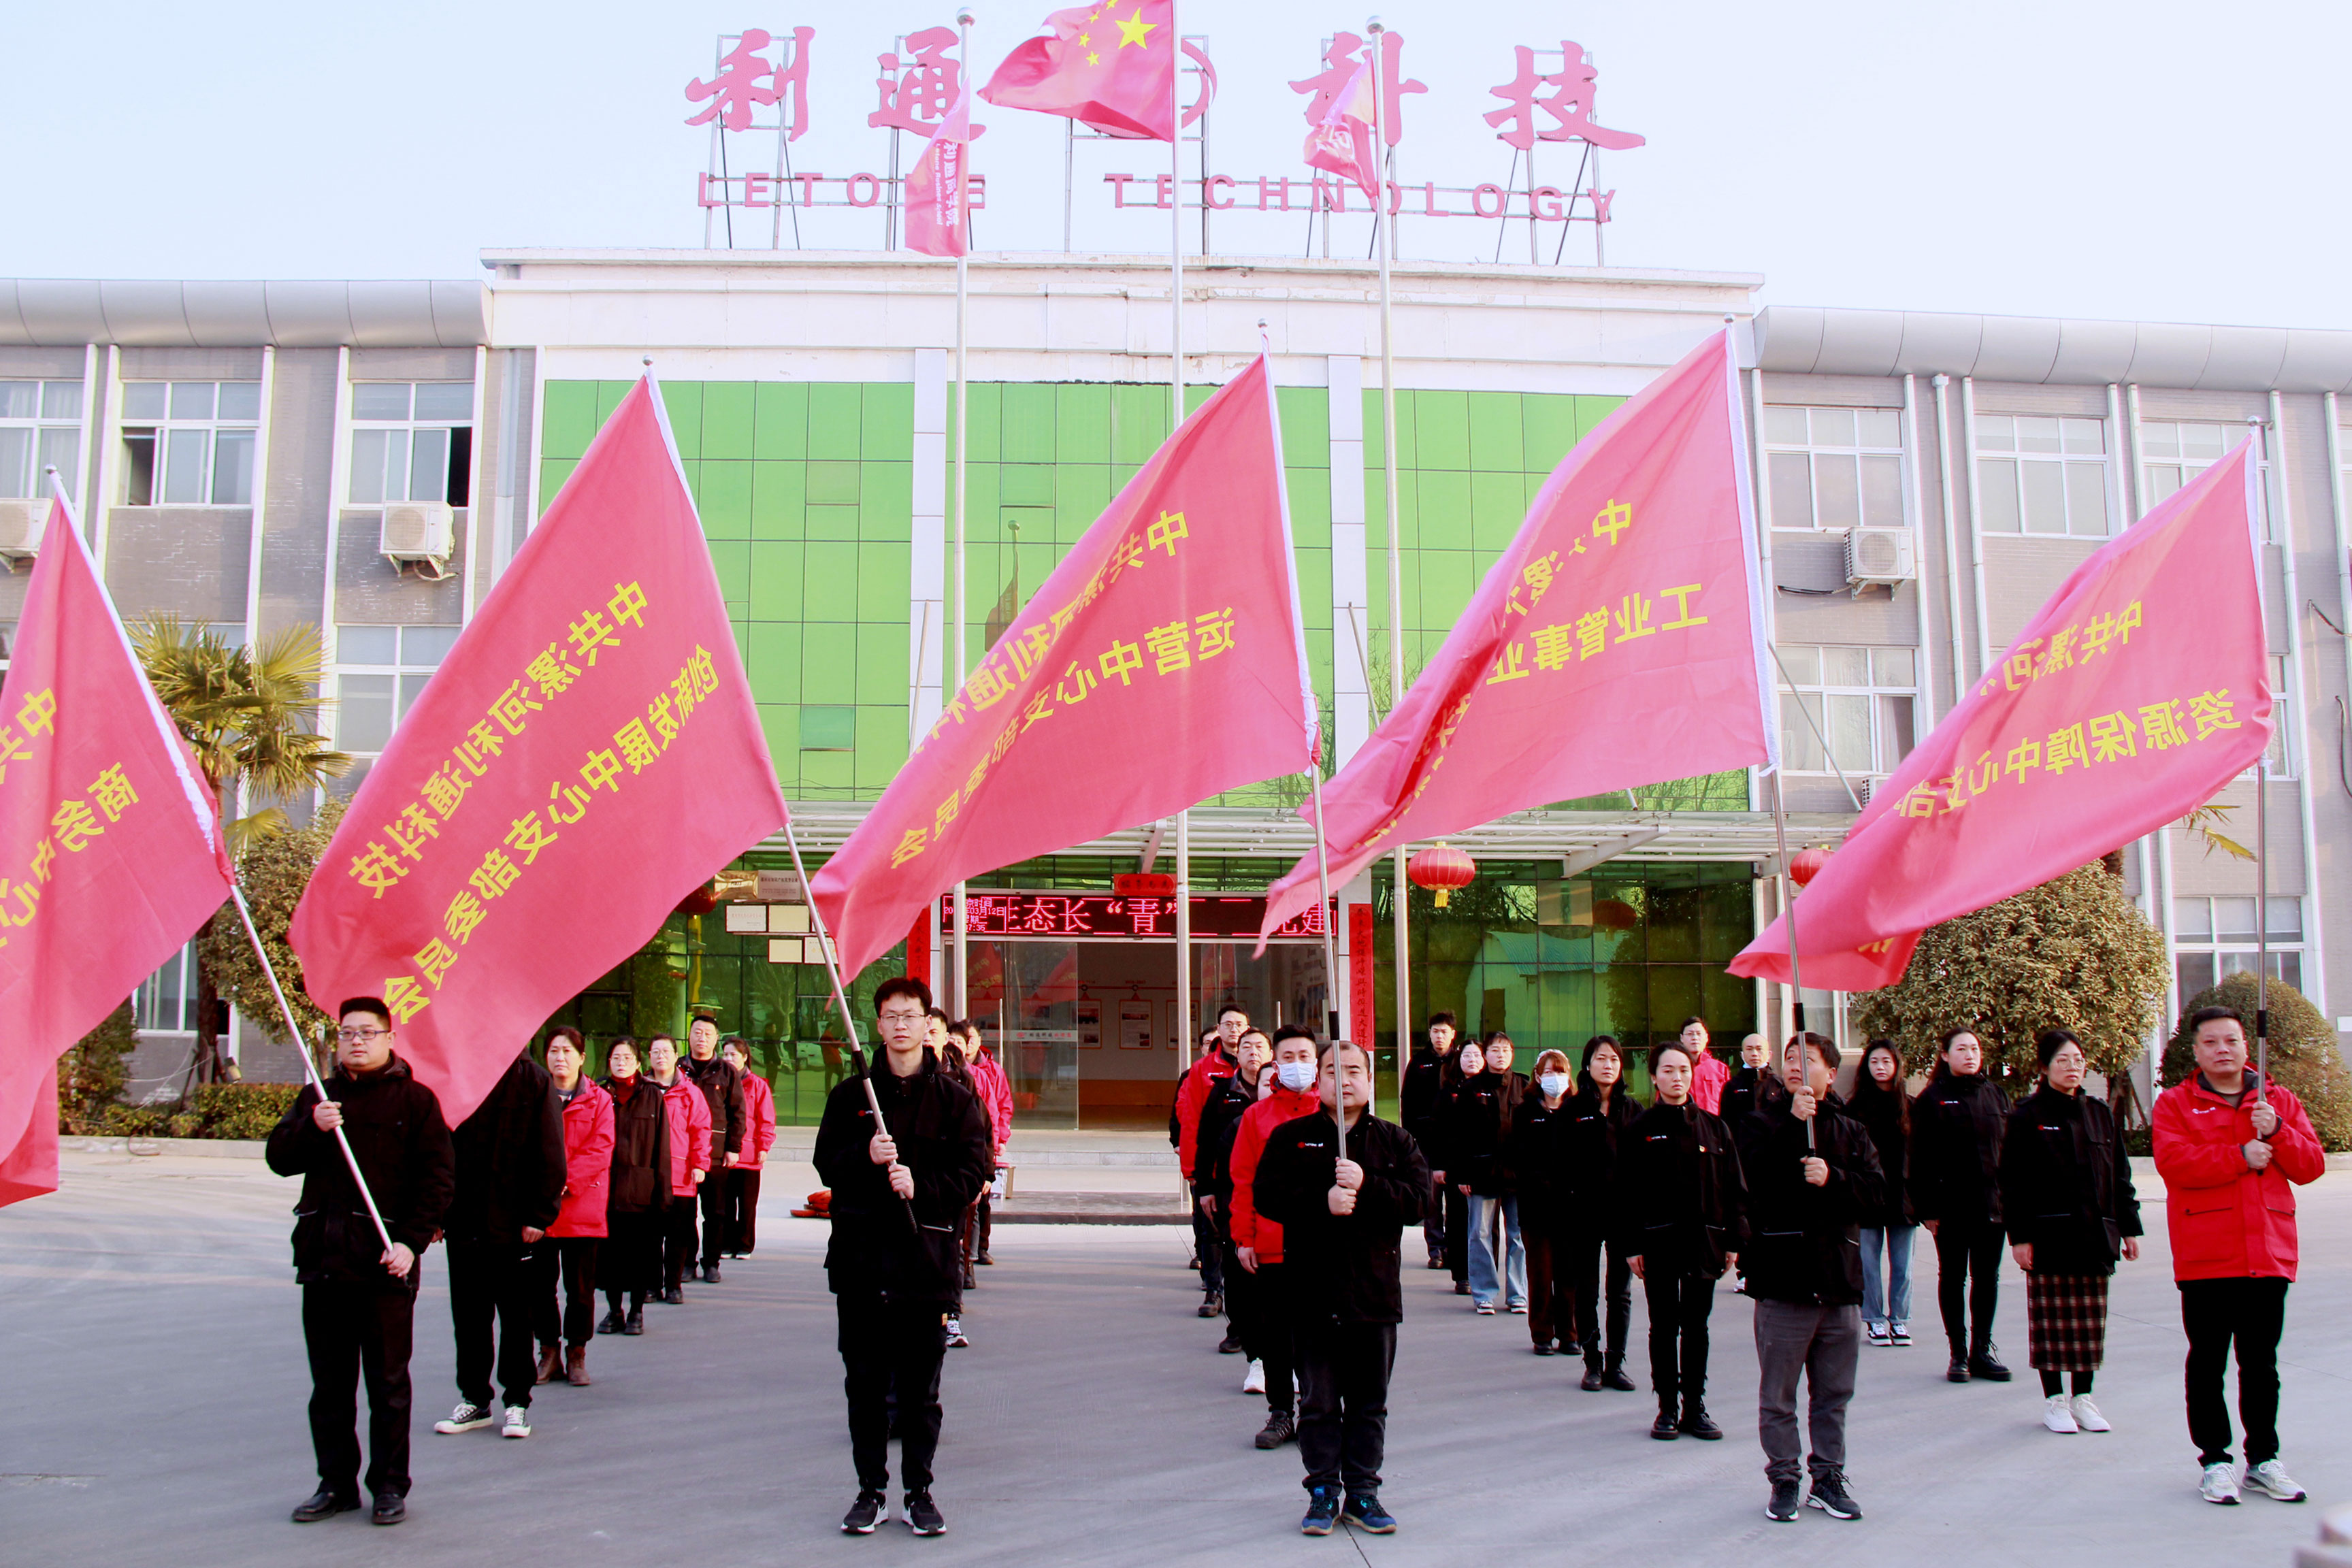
{"left": 1738, "top": 1032, "right": 1884, "bottom": 1526}
{"left": 265, "top": 998, "right": 455, "bottom": 1528}
{"left": 683, "top": 1012, "right": 749, "bottom": 1282}
{"left": 434, "top": 1044, "right": 564, "bottom": 1441}
{"left": 1256, "top": 1040, "right": 1428, "bottom": 1537}
{"left": 814, "top": 976, "right": 992, "bottom": 1539}
{"left": 1397, "top": 1012, "right": 1457, "bottom": 1269}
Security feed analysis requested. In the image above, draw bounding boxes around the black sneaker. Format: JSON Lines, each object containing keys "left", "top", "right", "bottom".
{"left": 1808, "top": 1469, "right": 1863, "bottom": 1520}
{"left": 432, "top": 1401, "right": 494, "bottom": 1435}
{"left": 1561, "top": 1337, "right": 1583, "bottom": 1357}
{"left": 291, "top": 1488, "right": 359, "bottom": 1523}
{"left": 370, "top": 1491, "right": 406, "bottom": 1526}
{"left": 1650, "top": 1405, "right": 1681, "bottom": 1441}
{"left": 625, "top": 1308, "right": 645, "bottom": 1335}
{"left": 1454, "top": 1281, "right": 1470, "bottom": 1296}
{"left": 662, "top": 1287, "right": 685, "bottom": 1305}
{"left": 1678, "top": 1401, "right": 1724, "bottom": 1441}
{"left": 902, "top": 1491, "right": 946, "bottom": 1536}
{"left": 1968, "top": 1346, "right": 2012, "bottom": 1382}
{"left": 1343, "top": 1491, "right": 1397, "bottom": 1533}
{"left": 1765, "top": 1482, "right": 1801, "bottom": 1522}
{"left": 1198, "top": 1292, "right": 1223, "bottom": 1318}
{"left": 596, "top": 1309, "right": 625, "bottom": 1336}
{"left": 1254, "top": 1409, "right": 1297, "bottom": 1449}
{"left": 702, "top": 1263, "right": 723, "bottom": 1284}
{"left": 1580, "top": 1363, "right": 1604, "bottom": 1391}
{"left": 1218, "top": 1332, "right": 1245, "bottom": 1354}
{"left": 1300, "top": 1486, "right": 1341, "bottom": 1535}
{"left": 841, "top": 1491, "right": 885, "bottom": 1534}
{"left": 1946, "top": 1354, "right": 1971, "bottom": 1383}
{"left": 1533, "top": 1341, "right": 1555, "bottom": 1356}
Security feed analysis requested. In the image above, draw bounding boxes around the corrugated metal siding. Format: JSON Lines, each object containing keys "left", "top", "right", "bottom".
{"left": 350, "top": 347, "right": 476, "bottom": 380}
{"left": 1761, "top": 372, "right": 1903, "bottom": 408}
{"left": 257, "top": 348, "right": 338, "bottom": 639}
{"left": 118, "top": 347, "right": 264, "bottom": 381}
{"left": 0, "top": 347, "right": 85, "bottom": 378}
{"left": 103, "top": 508, "right": 250, "bottom": 620}
{"left": 1970, "top": 381, "right": 2108, "bottom": 416}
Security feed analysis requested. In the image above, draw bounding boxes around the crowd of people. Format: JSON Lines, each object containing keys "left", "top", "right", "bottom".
{"left": 259, "top": 983, "right": 2328, "bottom": 1538}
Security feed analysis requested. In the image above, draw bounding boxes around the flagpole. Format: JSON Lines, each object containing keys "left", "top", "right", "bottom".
{"left": 1309, "top": 772, "right": 1345, "bottom": 1168}
{"left": 952, "top": 8, "right": 975, "bottom": 1019}
{"left": 2256, "top": 755, "right": 2270, "bottom": 1101}
{"left": 1169, "top": 0, "right": 1194, "bottom": 1084}
{"left": 1765, "top": 765, "right": 1813, "bottom": 1151}
{"left": 1368, "top": 18, "right": 1409, "bottom": 1127}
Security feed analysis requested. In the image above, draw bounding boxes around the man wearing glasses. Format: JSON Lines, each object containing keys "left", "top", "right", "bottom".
{"left": 815, "top": 977, "right": 992, "bottom": 1539}
{"left": 266, "top": 998, "right": 455, "bottom": 1528}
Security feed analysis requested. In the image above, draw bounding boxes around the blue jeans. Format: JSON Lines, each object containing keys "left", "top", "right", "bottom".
{"left": 1467, "top": 1194, "right": 1526, "bottom": 1307}
{"left": 1859, "top": 1223, "right": 1915, "bottom": 1330}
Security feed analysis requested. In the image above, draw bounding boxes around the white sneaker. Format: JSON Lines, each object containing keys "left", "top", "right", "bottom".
{"left": 2070, "top": 1395, "right": 2110, "bottom": 1433}
{"left": 2042, "top": 1395, "right": 2079, "bottom": 1435}
{"left": 502, "top": 1405, "right": 532, "bottom": 1439}
{"left": 1865, "top": 1322, "right": 1891, "bottom": 1346}
{"left": 2199, "top": 1462, "right": 2240, "bottom": 1505}
{"left": 2243, "top": 1459, "right": 2306, "bottom": 1502}
{"left": 1242, "top": 1358, "right": 1266, "bottom": 1395}
{"left": 433, "top": 1401, "right": 493, "bottom": 1434}
{"left": 945, "top": 1318, "right": 969, "bottom": 1349}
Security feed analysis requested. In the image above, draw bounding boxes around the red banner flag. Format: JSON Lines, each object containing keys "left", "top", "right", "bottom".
{"left": 981, "top": 1, "right": 1180, "bottom": 141}
{"left": 0, "top": 500, "right": 236, "bottom": 1207}
{"left": 1303, "top": 57, "right": 1378, "bottom": 199}
{"left": 813, "top": 354, "right": 1316, "bottom": 976}
{"left": 291, "top": 380, "right": 787, "bottom": 1126}
{"left": 1258, "top": 331, "right": 1773, "bottom": 946}
{"left": 1731, "top": 444, "right": 2268, "bottom": 991}
{"left": 906, "top": 84, "right": 982, "bottom": 259}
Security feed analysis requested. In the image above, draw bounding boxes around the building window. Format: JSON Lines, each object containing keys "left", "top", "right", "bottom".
{"left": 350, "top": 382, "right": 474, "bottom": 506}
{"left": 2172, "top": 895, "right": 2302, "bottom": 1001}
{"left": 333, "top": 623, "right": 461, "bottom": 755}
{"left": 1777, "top": 644, "right": 1916, "bottom": 778}
{"left": 1976, "top": 414, "right": 2110, "bottom": 537}
{"left": 1764, "top": 406, "right": 1904, "bottom": 531}
{"left": 133, "top": 941, "right": 199, "bottom": 1033}
{"left": 120, "top": 381, "right": 259, "bottom": 506}
{"left": 0, "top": 380, "right": 84, "bottom": 501}
{"left": 2141, "top": 420, "right": 2274, "bottom": 538}
{"left": 800, "top": 706, "right": 855, "bottom": 751}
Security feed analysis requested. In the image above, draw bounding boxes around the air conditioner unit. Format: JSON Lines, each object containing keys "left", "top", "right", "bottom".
{"left": 380, "top": 501, "right": 455, "bottom": 567}
{"left": 1843, "top": 526, "right": 1915, "bottom": 589}
{"left": 0, "top": 498, "right": 44, "bottom": 563}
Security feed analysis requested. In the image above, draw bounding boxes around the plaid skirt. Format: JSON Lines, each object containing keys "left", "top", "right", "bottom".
{"left": 2025, "top": 1273, "right": 2110, "bottom": 1372}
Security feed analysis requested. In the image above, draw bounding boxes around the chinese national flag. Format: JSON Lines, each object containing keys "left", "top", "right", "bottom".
{"left": 1731, "top": 443, "right": 2268, "bottom": 991}
{"left": 0, "top": 500, "right": 237, "bottom": 1208}
{"left": 1257, "top": 331, "right": 1774, "bottom": 947}
{"left": 981, "top": 1, "right": 1180, "bottom": 141}
{"left": 906, "top": 86, "right": 981, "bottom": 259}
{"left": 813, "top": 355, "right": 1317, "bottom": 976}
{"left": 290, "top": 380, "right": 786, "bottom": 1126}
{"left": 1303, "top": 58, "right": 1378, "bottom": 199}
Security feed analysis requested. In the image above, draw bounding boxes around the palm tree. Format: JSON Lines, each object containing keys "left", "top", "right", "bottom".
{"left": 130, "top": 617, "right": 350, "bottom": 1088}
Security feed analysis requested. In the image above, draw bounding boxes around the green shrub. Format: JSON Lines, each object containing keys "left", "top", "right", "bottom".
{"left": 2163, "top": 973, "right": 2352, "bottom": 1151}
{"left": 59, "top": 1003, "right": 138, "bottom": 1132}
{"left": 192, "top": 1083, "right": 302, "bottom": 1140}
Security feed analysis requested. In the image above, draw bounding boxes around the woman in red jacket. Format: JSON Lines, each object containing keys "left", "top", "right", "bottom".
{"left": 647, "top": 1034, "right": 714, "bottom": 1305}
{"left": 2153, "top": 1004, "right": 2327, "bottom": 1507}
{"left": 532, "top": 1026, "right": 615, "bottom": 1386}
{"left": 720, "top": 1037, "right": 777, "bottom": 1258}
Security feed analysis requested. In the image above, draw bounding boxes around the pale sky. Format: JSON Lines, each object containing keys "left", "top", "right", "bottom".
{"left": 8, "top": 0, "right": 2345, "bottom": 330}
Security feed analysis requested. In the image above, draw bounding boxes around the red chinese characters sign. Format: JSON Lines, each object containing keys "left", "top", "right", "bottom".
{"left": 949, "top": 891, "right": 1328, "bottom": 941}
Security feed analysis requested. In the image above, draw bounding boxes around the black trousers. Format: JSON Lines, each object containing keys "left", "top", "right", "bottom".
{"left": 1644, "top": 1268, "right": 1717, "bottom": 1403}
{"left": 838, "top": 1292, "right": 950, "bottom": 1494}
{"left": 973, "top": 1195, "right": 993, "bottom": 1260}
{"left": 602, "top": 1209, "right": 661, "bottom": 1310}
{"left": 1421, "top": 1168, "right": 1446, "bottom": 1256}
{"left": 446, "top": 1237, "right": 538, "bottom": 1409}
{"left": 303, "top": 1275, "right": 419, "bottom": 1500}
{"left": 1443, "top": 1186, "right": 1471, "bottom": 1284}
{"left": 662, "top": 1193, "right": 700, "bottom": 1290}
{"left": 2180, "top": 1276, "right": 2289, "bottom": 1466}
{"left": 723, "top": 1168, "right": 763, "bottom": 1255}
{"left": 1294, "top": 1318, "right": 1396, "bottom": 1494}
{"left": 1933, "top": 1218, "right": 2004, "bottom": 1355}
{"left": 1247, "top": 1260, "right": 1298, "bottom": 1412}
{"left": 698, "top": 1170, "right": 730, "bottom": 1269}
{"left": 1525, "top": 1228, "right": 1572, "bottom": 1347}
{"left": 531, "top": 1237, "right": 600, "bottom": 1350}
{"left": 1571, "top": 1224, "right": 1634, "bottom": 1368}
{"left": 1191, "top": 1186, "right": 1224, "bottom": 1294}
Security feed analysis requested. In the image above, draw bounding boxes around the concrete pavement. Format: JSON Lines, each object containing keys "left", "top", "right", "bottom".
{"left": 2, "top": 1144, "right": 2346, "bottom": 1567}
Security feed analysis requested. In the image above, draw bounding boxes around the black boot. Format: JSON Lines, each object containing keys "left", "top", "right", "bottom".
{"left": 1602, "top": 1356, "right": 1637, "bottom": 1392}
{"left": 1580, "top": 1358, "right": 1604, "bottom": 1392}
{"left": 1650, "top": 1400, "right": 1681, "bottom": 1440}
{"left": 1946, "top": 1339, "right": 1971, "bottom": 1382}
{"left": 1678, "top": 1397, "right": 1723, "bottom": 1440}
{"left": 1968, "top": 1341, "right": 2012, "bottom": 1382}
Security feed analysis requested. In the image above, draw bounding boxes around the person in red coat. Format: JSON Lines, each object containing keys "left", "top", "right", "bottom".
{"left": 532, "top": 1027, "right": 615, "bottom": 1386}
{"left": 1680, "top": 1016, "right": 1731, "bottom": 1116}
{"left": 958, "top": 1022, "right": 1013, "bottom": 1267}
{"left": 1226, "top": 1026, "right": 1324, "bottom": 1450}
{"left": 720, "top": 1037, "right": 777, "bottom": 1258}
{"left": 2153, "top": 1004, "right": 2328, "bottom": 1507}
{"left": 1178, "top": 1007, "right": 1246, "bottom": 1316}
{"left": 647, "top": 1035, "right": 713, "bottom": 1304}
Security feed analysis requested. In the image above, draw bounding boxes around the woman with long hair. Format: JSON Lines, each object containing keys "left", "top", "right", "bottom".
{"left": 1847, "top": 1039, "right": 1916, "bottom": 1348}
{"left": 596, "top": 1038, "right": 668, "bottom": 1337}
{"left": 1565, "top": 1035, "right": 1641, "bottom": 1390}
{"left": 1429, "top": 1039, "right": 1486, "bottom": 1296}
{"left": 1508, "top": 1049, "right": 1579, "bottom": 1355}
{"left": 1912, "top": 1027, "right": 2012, "bottom": 1384}
{"left": 1444, "top": 1032, "right": 1527, "bottom": 1314}
{"left": 534, "top": 1026, "right": 613, "bottom": 1384}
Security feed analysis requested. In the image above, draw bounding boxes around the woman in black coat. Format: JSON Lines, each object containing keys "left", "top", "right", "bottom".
{"left": 1847, "top": 1039, "right": 1916, "bottom": 1348}
{"left": 1428, "top": 1041, "right": 1486, "bottom": 1296}
{"left": 598, "top": 1038, "right": 670, "bottom": 1335}
{"left": 1615, "top": 1040, "right": 1746, "bottom": 1441}
{"left": 1909, "top": 1027, "right": 2012, "bottom": 1382}
{"left": 1443, "top": 1033, "right": 1526, "bottom": 1314}
{"left": 1999, "top": 1028, "right": 2142, "bottom": 1436}
{"left": 1507, "top": 1051, "right": 1580, "bottom": 1357}
{"left": 1561, "top": 1035, "right": 1639, "bottom": 1390}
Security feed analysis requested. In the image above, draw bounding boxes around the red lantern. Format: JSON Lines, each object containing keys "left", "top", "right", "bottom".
{"left": 1407, "top": 843, "right": 1477, "bottom": 908}
{"left": 673, "top": 881, "right": 720, "bottom": 916}
{"left": 1788, "top": 846, "right": 1833, "bottom": 888}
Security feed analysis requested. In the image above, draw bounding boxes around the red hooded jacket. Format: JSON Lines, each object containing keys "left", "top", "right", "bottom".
{"left": 549, "top": 1079, "right": 617, "bottom": 1237}
{"left": 1228, "top": 1082, "right": 1322, "bottom": 1264}
{"left": 1175, "top": 1049, "right": 1238, "bottom": 1181}
{"left": 1691, "top": 1051, "right": 1730, "bottom": 1115}
{"left": 968, "top": 1049, "right": 1014, "bottom": 1153}
{"left": 2152, "top": 1073, "right": 2325, "bottom": 1281}
{"left": 738, "top": 1073, "right": 778, "bottom": 1171}
{"left": 660, "top": 1073, "right": 714, "bottom": 1198}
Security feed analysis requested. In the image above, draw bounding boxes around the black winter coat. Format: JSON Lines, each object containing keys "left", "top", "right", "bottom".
{"left": 1440, "top": 1076, "right": 1520, "bottom": 1196}
{"left": 813, "top": 1057, "right": 992, "bottom": 1305}
{"left": 1997, "top": 1085, "right": 2143, "bottom": 1277}
{"left": 1845, "top": 1083, "right": 1912, "bottom": 1228}
{"left": 444, "top": 1052, "right": 564, "bottom": 1245}
{"left": 601, "top": 1073, "right": 671, "bottom": 1214}
{"left": 1909, "top": 1071, "right": 2008, "bottom": 1226}
{"left": 1736, "top": 1097, "right": 1884, "bottom": 1307}
{"left": 1614, "top": 1100, "right": 1747, "bottom": 1277}
{"left": 265, "top": 1054, "right": 455, "bottom": 1287}
{"left": 1255, "top": 1111, "right": 1428, "bottom": 1324}
{"left": 1399, "top": 1048, "right": 1447, "bottom": 1147}
{"left": 1509, "top": 1088, "right": 1635, "bottom": 1237}
{"left": 682, "top": 1052, "right": 749, "bottom": 1160}
{"left": 1196, "top": 1069, "right": 1260, "bottom": 1207}
{"left": 1720, "top": 1066, "right": 1780, "bottom": 1126}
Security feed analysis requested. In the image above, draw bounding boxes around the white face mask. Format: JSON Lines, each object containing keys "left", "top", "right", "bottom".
{"left": 1537, "top": 1073, "right": 1571, "bottom": 1099}
{"left": 1276, "top": 1060, "right": 1318, "bottom": 1094}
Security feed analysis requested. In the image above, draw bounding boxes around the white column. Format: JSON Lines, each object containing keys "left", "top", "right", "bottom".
{"left": 910, "top": 347, "right": 948, "bottom": 742}
{"left": 1327, "top": 355, "right": 1370, "bottom": 764}
{"left": 242, "top": 346, "right": 276, "bottom": 644}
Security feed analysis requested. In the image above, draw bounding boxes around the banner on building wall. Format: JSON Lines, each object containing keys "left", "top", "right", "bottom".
{"left": 1347, "top": 902, "right": 1375, "bottom": 1046}
{"left": 0, "top": 500, "right": 237, "bottom": 1208}
{"left": 1256, "top": 329, "right": 1773, "bottom": 949}
{"left": 813, "top": 353, "right": 1318, "bottom": 977}
{"left": 1731, "top": 442, "right": 2269, "bottom": 992}
{"left": 291, "top": 379, "right": 787, "bottom": 1127}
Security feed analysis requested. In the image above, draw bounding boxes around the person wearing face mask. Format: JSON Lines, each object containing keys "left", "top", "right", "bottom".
{"left": 1428, "top": 1038, "right": 1484, "bottom": 1296}
{"left": 596, "top": 1038, "right": 669, "bottom": 1337}
{"left": 1446, "top": 1033, "right": 1528, "bottom": 1315}
{"left": 1911, "top": 1028, "right": 2013, "bottom": 1384}
{"left": 1565, "top": 1036, "right": 1641, "bottom": 1390}
{"left": 1505, "top": 1050, "right": 1580, "bottom": 1356}
{"left": 1200, "top": 1029, "right": 1276, "bottom": 1362}
{"left": 1847, "top": 1039, "right": 1916, "bottom": 1348}
{"left": 1999, "top": 1028, "right": 2142, "bottom": 1438}
{"left": 1679, "top": 1016, "right": 1731, "bottom": 1115}
{"left": 646, "top": 1036, "right": 713, "bottom": 1305}
{"left": 1226, "top": 1024, "right": 1327, "bottom": 1450}
{"left": 1616, "top": 1040, "right": 1746, "bottom": 1443}
{"left": 1400, "top": 1012, "right": 1460, "bottom": 1269}
{"left": 1721, "top": 1033, "right": 1781, "bottom": 1124}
